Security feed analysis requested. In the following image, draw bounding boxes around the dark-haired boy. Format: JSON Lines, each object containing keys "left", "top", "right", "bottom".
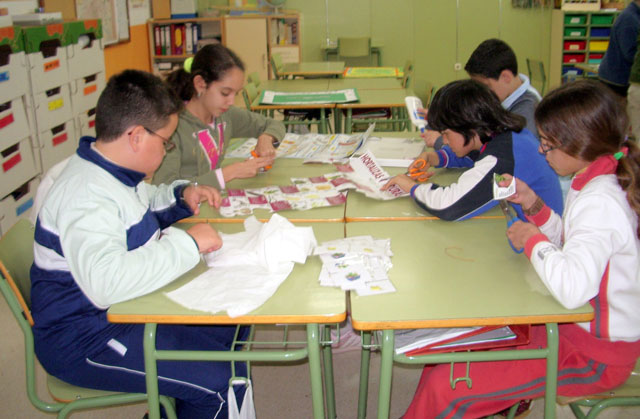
{"left": 31, "top": 69, "right": 243, "bottom": 418}
{"left": 425, "top": 38, "right": 541, "bottom": 150}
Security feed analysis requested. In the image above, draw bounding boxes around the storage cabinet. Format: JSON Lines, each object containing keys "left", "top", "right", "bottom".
{"left": 147, "top": 12, "right": 301, "bottom": 81}
{"left": 147, "top": 17, "right": 225, "bottom": 76}
{"left": 550, "top": 9, "right": 621, "bottom": 87}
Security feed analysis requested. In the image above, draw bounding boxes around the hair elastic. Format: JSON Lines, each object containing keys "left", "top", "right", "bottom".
{"left": 614, "top": 151, "right": 624, "bottom": 160}
{"left": 184, "top": 57, "right": 194, "bottom": 73}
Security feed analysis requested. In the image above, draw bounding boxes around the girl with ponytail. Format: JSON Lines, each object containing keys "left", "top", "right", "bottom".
{"left": 404, "top": 79, "right": 640, "bottom": 418}
{"left": 152, "top": 44, "right": 285, "bottom": 189}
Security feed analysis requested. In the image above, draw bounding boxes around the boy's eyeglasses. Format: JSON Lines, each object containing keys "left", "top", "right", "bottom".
{"left": 144, "top": 127, "right": 176, "bottom": 152}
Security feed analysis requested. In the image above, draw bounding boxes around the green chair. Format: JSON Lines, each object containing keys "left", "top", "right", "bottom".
{"left": 401, "top": 59, "right": 414, "bottom": 88}
{"left": 0, "top": 219, "right": 177, "bottom": 419}
{"left": 242, "top": 83, "right": 260, "bottom": 110}
{"left": 526, "top": 58, "right": 547, "bottom": 96}
{"left": 247, "top": 71, "right": 261, "bottom": 88}
{"left": 337, "top": 37, "right": 372, "bottom": 67}
{"left": 557, "top": 358, "right": 640, "bottom": 419}
{"left": 270, "top": 53, "right": 284, "bottom": 79}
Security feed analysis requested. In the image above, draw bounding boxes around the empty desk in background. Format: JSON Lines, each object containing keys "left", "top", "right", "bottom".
{"left": 108, "top": 221, "right": 347, "bottom": 419}
{"left": 280, "top": 61, "right": 346, "bottom": 78}
{"left": 328, "top": 77, "right": 403, "bottom": 90}
{"left": 336, "top": 88, "right": 414, "bottom": 133}
{"left": 342, "top": 67, "right": 403, "bottom": 78}
{"left": 348, "top": 220, "right": 593, "bottom": 419}
{"left": 322, "top": 42, "right": 383, "bottom": 66}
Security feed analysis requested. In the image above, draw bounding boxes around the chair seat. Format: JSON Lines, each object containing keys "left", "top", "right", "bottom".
{"left": 47, "top": 374, "right": 133, "bottom": 402}
{"left": 557, "top": 366, "right": 640, "bottom": 404}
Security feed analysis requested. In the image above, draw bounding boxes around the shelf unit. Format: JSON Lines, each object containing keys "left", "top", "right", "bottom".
{"left": 267, "top": 14, "right": 301, "bottom": 77}
{"left": 147, "top": 17, "right": 225, "bottom": 77}
{"left": 550, "top": 9, "right": 621, "bottom": 87}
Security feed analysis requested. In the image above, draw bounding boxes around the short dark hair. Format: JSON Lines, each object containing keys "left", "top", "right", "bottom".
{"left": 464, "top": 38, "right": 518, "bottom": 80}
{"left": 95, "top": 70, "right": 182, "bottom": 142}
{"left": 166, "top": 44, "right": 245, "bottom": 101}
{"left": 427, "top": 79, "right": 525, "bottom": 145}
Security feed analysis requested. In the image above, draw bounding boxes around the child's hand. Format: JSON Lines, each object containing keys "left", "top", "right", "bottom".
{"left": 223, "top": 157, "right": 275, "bottom": 181}
{"left": 186, "top": 223, "right": 223, "bottom": 253}
{"left": 506, "top": 220, "right": 540, "bottom": 251}
{"left": 498, "top": 174, "right": 539, "bottom": 211}
{"left": 382, "top": 174, "right": 417, "bottom": 193}
{"left": 408, "top": 151, "right": 439, "bottom": 172}
{"left": 421, "top": 130, "right": 441, "bottom": 148}
{"left": 183, "top": 184, "right": 222, "bottom": 214}
{"left": 255, "top": 134, "right": 277, "bottom": 158}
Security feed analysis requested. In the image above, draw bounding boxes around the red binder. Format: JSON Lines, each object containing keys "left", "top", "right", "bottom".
{"left": 405, "top": 324, "right": 531, "bottom": 356}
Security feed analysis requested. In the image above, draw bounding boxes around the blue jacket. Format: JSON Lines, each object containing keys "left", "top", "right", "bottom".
{"left": 599, "top": 2, "right": 640, "bottom": 87}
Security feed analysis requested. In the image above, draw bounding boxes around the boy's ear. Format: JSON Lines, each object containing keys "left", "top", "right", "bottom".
{"left": 498, "top": 69, "right": 515, "bottom": 84}
{"left": 127, "top": 125, "right": 145, "bottom": 152}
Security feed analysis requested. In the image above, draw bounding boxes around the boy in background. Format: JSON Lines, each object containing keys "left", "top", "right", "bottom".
{"left": 31, "top": 69, "right": 243, "bottom": 419}
{"left": 425, "top": 38, "right": 541, "bottom": 149}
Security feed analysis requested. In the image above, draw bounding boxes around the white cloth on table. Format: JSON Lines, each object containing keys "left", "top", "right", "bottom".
{"left": 166, "top": 214, "right": 317, "bottom": 317}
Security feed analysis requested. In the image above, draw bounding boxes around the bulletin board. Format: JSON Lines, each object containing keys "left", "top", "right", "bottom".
{"left": 76, "top": 0, "right": 130, "bottom": 45}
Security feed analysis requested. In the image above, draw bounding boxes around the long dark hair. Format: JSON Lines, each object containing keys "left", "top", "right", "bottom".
{"left": 427, "top": 79, "right": 525, "bottom": 145}
{"left": 536, "top": 79, "right": 640, "bottom": 237}
{"left": 166, "top": 44, "right": 245, "bottom": 101}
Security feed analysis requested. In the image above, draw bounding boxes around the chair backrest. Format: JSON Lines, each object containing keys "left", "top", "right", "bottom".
{"left": 0, "top": 219, "right": 35, "bottom": 319}
{"left": 247, "top": 71, "right": 261, "bottom": 88}
{"left": 242, "top": 83, "right": 260, "bottom": 109}
{"left": 338, "top": 37, "right": 372, "bottom": 66}
{"left": 526, "top": 58, "right": 546, "bottom": 96}
{"left": 270, "top": 53, "right": 283, "bottom": 79}
{"left": 402, "top": 59, "right": 414, "bottom": 88}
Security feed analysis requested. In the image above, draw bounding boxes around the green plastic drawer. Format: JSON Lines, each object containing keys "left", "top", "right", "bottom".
{"left": 565, "top": 14, "right": 587, "bottom": 25}
{"left": 564, "top": 27, "right": 586, "bottom": 37}
{"left": 591, "top": 14, "right": 614, "bottom": 25}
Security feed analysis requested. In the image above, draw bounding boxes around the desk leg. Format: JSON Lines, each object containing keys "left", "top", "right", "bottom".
{"left": 545, "top": 323, "right": 559, "bottom": 419}
{"left": 320, "top": 108, "right": 327, "bottom": 134}
{"left": 377, "top": 329, "right": 394, "bottom": 419}
{"left": 307, "top": 324, "right": 326, "bottom": 419}
{"left": 357, "top": 331, "right": 372, "bottom": 419}
{"left": 345, "top": 110, "right": 353, "bottom": 134}
{"left": 322, "top": 326, "right": 337, "bottom": 419}
{"left": 334, "top": 109, "right": 342, "bottom": 134}
{"left": 143, "top": 323, "right": 161, "bottom": 419}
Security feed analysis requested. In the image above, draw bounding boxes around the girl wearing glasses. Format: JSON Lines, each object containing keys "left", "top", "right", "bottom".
{"left": 404, "top": 80, "right": 640, "bottom": 418}
{"left": 153, "top": 44, "right": 285, "bottom": 189}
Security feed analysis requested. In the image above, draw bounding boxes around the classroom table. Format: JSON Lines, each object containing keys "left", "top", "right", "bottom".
{"left": 328, "top": 77, "right": 403, "bottom": 91}
{"left": 574, "top": 62, "right": 599, "bottom": 76}
{"left": 322, "top": 42, "right": 384, "bottom": 66}
{"left": 336, "top": 88, "right": 414, "bottom": 134}
{"left": 347, "top": 220, "right": 594, "bottom": 419}
{"left": 107, "top": 221, "right": 348, "bottom": 419}
{"left": 258, "top": 78, "right": 332, "bottom": 92}
{"left": 182, "top": 158, "right": 348, "bottom": 223}
{"left": 280, "top": 61, "right": 346, "bottom": 78}
{"left": 342, "top": 67, "right": 403, "bottom": 78}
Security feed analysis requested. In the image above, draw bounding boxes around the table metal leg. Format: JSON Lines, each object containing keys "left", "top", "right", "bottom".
{"left": 345, "top": 110, "right": 353, "bottom": 134}
{"left": 377, "top": 329, "right": 394, "bottom": 419}
{"left": 545, "top": 323, "right": 559, "bottom": 419}
{"left": 143, "top": 323, "right": 161, "bottom": 419}
{"left": 323, "top": 325, "right": 337, "bottom": 419}
{"left": 307, "top": 324, "right": 326, "bottom": 419}
{"left": 357, "top": 331, "right": 372, "bottom": 419}
{"left": 320, "top": 108, "right": 327, "bottom": 134}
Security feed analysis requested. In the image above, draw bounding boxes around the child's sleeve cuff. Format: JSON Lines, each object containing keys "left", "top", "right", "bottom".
{"left": 525, "top": 233, "right": 549, "bottom": 259}
{"left": 525, "top": 204, "right": 551, "bottom": 226}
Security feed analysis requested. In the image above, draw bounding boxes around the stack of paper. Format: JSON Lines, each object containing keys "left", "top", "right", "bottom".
{"left": 314, "top": 236, "right": 396, "bottom": 296}
{"left": 392, "top": 326, "right": 517, "bottom": 355}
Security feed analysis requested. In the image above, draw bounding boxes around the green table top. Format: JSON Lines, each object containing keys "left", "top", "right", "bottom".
{"left": 259, "top": 79, "right": 331, "bottom": 92}
{"left": 347, "top": 220, "right": 593, "bottom": 330}
{"left": 280, "top": 61, "right": 345, "bottom": 76}
{"left": 186, "top": 158, "right": 347, "bottom": 222}
{"left": 328, "top": 78, "right": 403, "bottom": 91}
{"left": 343, "top": 66, "right": 403, "bottom": 78}
{"left": 337, "top": 88, "right": 413, "bottom": 109}
{"left": 108, "top": 222, "right": 347, "bottom": 324}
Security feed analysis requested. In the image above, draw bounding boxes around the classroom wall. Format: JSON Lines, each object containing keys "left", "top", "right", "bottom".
{"left": 104, "top": 24, "right": 152, "bottom": 78}
{"left": 284, "top": 0, "right": 552, "bottom": 102}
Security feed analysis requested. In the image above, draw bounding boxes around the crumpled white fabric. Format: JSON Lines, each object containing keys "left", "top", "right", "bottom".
{"left": 166, "top": 214, "right": 317, "bottom": 317}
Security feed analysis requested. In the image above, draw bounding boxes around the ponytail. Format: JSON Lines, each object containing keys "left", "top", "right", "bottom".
{"left": 616, "top": 140, "right": 640, "bottom": 238}
{"left": 165, "top": 68, "right": 195, "bottom": 101}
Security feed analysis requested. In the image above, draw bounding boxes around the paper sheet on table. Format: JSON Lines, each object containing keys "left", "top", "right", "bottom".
{"left": 345, "top": 151, "right": 408, "bottom": 200}
{"left": 166, "top": 214, "right": 317, "bottom": 317}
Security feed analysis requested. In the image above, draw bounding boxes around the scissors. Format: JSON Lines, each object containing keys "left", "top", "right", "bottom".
{"left": 499, "top": 200, "right": 524, "bottom": 254}
{"left": 408, "top": 159, "right": 431, "bottom": 182}
{"left": 251, "top": 150, "right": 272, "bottom": 171}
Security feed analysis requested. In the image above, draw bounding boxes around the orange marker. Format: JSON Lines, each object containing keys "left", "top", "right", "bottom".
{"left": 251, "top": 150, "right": 272, "bottom": 171}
